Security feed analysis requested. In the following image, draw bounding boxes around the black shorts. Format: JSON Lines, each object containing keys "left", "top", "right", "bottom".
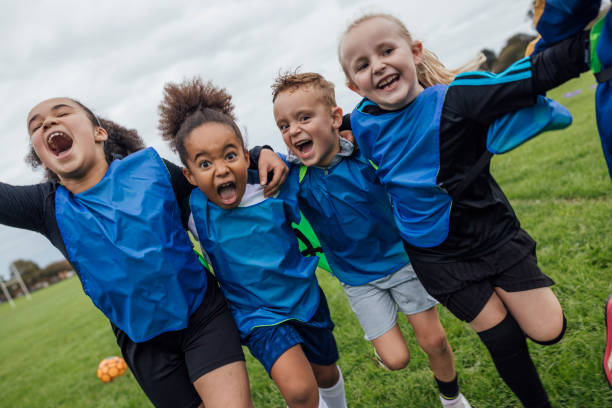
{"left": 112, "top": 271, "right": 245, "bottom": 408}
{"left": 409, "top": 229, "right": 555, "bottom": 322}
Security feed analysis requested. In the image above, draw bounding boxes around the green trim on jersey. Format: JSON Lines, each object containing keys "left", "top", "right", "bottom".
{"left": 188, "top": 230, "right": 212, "bottom": 272}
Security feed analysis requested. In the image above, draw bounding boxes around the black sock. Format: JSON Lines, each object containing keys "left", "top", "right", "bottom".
{"left": 435, "top": 374, "right": 459, "bottom": 400}
{"left": 477, "top": 313, "right": 551, "bottom": 408}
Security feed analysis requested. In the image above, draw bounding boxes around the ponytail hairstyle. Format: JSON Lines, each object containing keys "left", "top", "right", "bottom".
{"left": 158, "top": 77, "right": 244, "bottom": 166}
{"left": 25, "top": 99, "right": 145, "bottom": 182}
{"left": 338, "top": 13, "right": 484, "bottom": 88}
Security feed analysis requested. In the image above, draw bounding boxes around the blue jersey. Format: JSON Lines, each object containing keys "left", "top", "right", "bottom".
{"left": 351, "top": 56, "right": 573, "bottom": 262}
{"left": 189, "top": 167, "right": 321, "bottom": 339}
{"left": 55, "top": 147, "right": 207, "bottom": 342}
{"left": 293, "top": 146, "right": 410, "bottom": 286}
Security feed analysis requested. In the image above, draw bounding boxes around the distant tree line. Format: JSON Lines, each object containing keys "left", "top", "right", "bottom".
{"left": 479, "top": 33, "right": 537, "bottom": 73}
{"left": 0, "top": 259, "right": 73, "bottom": 303}
{"left": 478, "top": 0, "right": 537, "bottom": 73}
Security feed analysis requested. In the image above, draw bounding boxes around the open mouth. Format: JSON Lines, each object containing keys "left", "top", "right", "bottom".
{"left": 294, "top": 139, "right": 314, "bottom": 155}
{"left": 217, "top": 182, "right": 238, "bottom": 205}
{"left": 377, "top": 74, "right": 399, "bottom": 90}
{"left": 47, "top": 131, "right": 73, "bottom": 157}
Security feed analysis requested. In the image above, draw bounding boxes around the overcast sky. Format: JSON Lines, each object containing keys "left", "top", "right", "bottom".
{"left": 0, "top": 0, "right": 536, "bottom": 278}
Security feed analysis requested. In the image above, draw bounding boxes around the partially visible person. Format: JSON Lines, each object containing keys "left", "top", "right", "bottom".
{"left": 605, "top": 295, "right": 612, "bottom": 387}
{"left": 526, "top": 0, "right": 611, "bottom": 178}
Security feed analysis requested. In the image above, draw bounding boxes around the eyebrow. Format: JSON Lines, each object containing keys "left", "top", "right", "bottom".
{"left": 28, "top": 104, "right": 73, "bottom": 129}
{"left": 192, "top": 142, "right": 240, "bottom": 162}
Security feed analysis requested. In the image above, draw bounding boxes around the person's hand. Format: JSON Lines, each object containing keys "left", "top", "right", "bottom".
{"left": 258, "top": 148, "right": 289, "bottom": 197}
{"left": 339, "top": 130, "right": 359, "bottom": 152}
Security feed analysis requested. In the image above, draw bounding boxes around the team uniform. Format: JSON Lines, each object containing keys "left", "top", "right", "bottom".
{"left": 187, "top": 165, "right": 338, "bottom": 374}
{"left": 349, "top": 32, "right": 589, "bottom": 322}
{"left": 287, "top": 138, "right": 436, "bottom": 341}
{"left": 528, "top": 0, "right": 611, "bottom": 179}
{"left": 0, "top": 146, "right": 266, "bottom": 408}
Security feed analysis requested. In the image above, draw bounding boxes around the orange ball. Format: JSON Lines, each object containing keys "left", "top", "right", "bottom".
{"left": 96, "top": 356, "right": 128, "bottom": 383}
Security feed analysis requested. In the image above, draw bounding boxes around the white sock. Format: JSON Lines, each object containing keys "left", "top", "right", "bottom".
{"left": 318, "top": 366, "right": 347, "bottom": 408}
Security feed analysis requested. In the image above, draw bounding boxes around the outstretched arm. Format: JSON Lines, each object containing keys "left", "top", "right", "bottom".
{"left": 448, "top": 30, "right": 589, "bottom": 125}
{"left": 0, "top": 181, "right": 48, "bottom": 233}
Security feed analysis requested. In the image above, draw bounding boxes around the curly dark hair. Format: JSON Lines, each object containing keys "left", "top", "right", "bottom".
{"left": 25, "top": 100, "right": 145, "bottom": 181}
{"left": 158, "top": 77, "right": 244, "bottom": 165}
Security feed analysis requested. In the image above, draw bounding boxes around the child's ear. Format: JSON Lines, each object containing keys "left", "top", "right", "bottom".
{"left": 412, "top": 41, "right": 424, "bottom": 65}
{"left": 243, "top": 146, "right": 250, "bottom": 163}
{"left": 94, "top": 126, "right": 108, "bottom": 142}
{"left": 331, "top": 106, "right": 343, "bottom": 130}
{"left": 347, "top": 80, "right": 362, "bottom": 96}
{"left": 182, "top": 166, "right": 198, "bottom": 186}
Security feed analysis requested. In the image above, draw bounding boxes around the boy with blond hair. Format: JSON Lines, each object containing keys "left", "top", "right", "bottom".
{"left": 272, "top": 72, "right": 471, "bottom": 408}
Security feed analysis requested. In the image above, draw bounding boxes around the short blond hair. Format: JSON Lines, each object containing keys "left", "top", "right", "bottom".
{"left": 271, "top": 71, "right": 337, "bottom": 109}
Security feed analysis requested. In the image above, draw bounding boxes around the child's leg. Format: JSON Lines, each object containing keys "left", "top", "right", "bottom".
{"left": 405, "top": 306, "right": 474, "bottom": 407}
{"left": 115, "top": 274, "right": 251, "bottom": 408}
{"left": 489, "top": 232, "right": 565, "bottom": 344}
{"left": 270, "top": 345, "right": 320, "bottom": 408}
{"left": 341, "top": 265, "right": 426, "bottom": 370}
{"left": 411, "top": 230, "right": 555, "bottom": 407}
{"left": 406, "top": 306, "right": 456, "bottom": 382}
{"left": 193, "top": 361, "right": 252, "bottom": 408}
{"left": 371, "top": 323, "right": 411, "bottom": 370}
{"left": 469, "top": 292, "right": 550, "bottom": 408}
{"left": 495, "top": 287, "right": 565, "bottom": 344}
{"left": 311, "top": 363, "right": 346, "bottom": 408}
{"left": 184, "top": 276, "right": 253, "bottom": 408}
{"left": 297, "top": 292, "right": 347, "bottom": 408}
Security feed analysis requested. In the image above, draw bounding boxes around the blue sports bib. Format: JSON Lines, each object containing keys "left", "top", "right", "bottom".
{"left": 189, "top": 167, "right": 320, "bottom": 339}
{"left": 296, "top": 153, "right": 410, "bottom": 286}
{"left": 55, "top": 148, "right": 207, "bottom": 342}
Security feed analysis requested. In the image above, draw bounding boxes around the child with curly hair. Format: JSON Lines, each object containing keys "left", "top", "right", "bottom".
{"left": 158, "top": 77, "right": 348, "bottom": 408}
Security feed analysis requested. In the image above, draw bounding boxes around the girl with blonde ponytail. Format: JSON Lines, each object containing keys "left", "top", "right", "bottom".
{"left": 339, "top": 12, "right": 592, "bottom": 408}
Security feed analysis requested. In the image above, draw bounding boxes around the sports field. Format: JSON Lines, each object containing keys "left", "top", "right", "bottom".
{"left": 0, "top": 73, "right": 610, "bottom": 407}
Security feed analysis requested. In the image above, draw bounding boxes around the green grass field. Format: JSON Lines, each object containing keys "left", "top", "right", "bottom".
{"left": 1, "top": 73, "right": 610, "bottom": 407}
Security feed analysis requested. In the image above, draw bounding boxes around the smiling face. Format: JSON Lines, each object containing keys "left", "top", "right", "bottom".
{"left": 273, "top": 86, "right": 342, "bottom": 167}
{"left": 340, "top": 17, "right": 424, "bottom": 110}
{"left": 27, "top": 97, "right": 108, "bottom": 183}
{"left": 182, "top": 122, "right": 249, "bottom": 209}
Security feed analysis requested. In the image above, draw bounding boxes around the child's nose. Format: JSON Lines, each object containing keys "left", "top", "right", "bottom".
{"left": 289, "top": 124, "right": 301, "bottom": 136}
{"left": 372, "top": 57, "right": 386, "bottom": 74}
{"left": 43, "top": 117, "right": 58, "bottom": 130}
{"left": 215, "top": 162, "right": 230, "bottom": 176}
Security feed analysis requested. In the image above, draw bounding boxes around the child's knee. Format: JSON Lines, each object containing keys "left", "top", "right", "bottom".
{"left": 378, "top": 348, "right": 410, "bottom": 370}
{"left": 283, "top": 382, "right": 318, "bottom": 407}
{"left": 313, "top": 365, "right": 340, "bottom": 388}
{"left": 417, "top": 332, "right": 450, "bottom": 358}
{"left": 529, "top": 313, "right": 567, "bottom": 345}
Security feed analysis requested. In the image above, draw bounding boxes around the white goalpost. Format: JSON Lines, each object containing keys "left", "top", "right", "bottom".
{"left": 0, "top": 262, "right": 31, "bottom": 308}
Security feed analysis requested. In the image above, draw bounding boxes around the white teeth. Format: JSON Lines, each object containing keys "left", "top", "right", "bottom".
{"left": 47, "top": 131, "right": 66, "bottom": 143}
{"left": 294, "top": 139, "right": 310, "bottom": 147}
{"left": 378, "top": 75, "right": 398, "bottom": 88}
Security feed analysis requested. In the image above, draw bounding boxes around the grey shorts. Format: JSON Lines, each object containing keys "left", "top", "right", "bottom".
{"left": 341, "top": 264, "right": 438, "bottom": 341}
